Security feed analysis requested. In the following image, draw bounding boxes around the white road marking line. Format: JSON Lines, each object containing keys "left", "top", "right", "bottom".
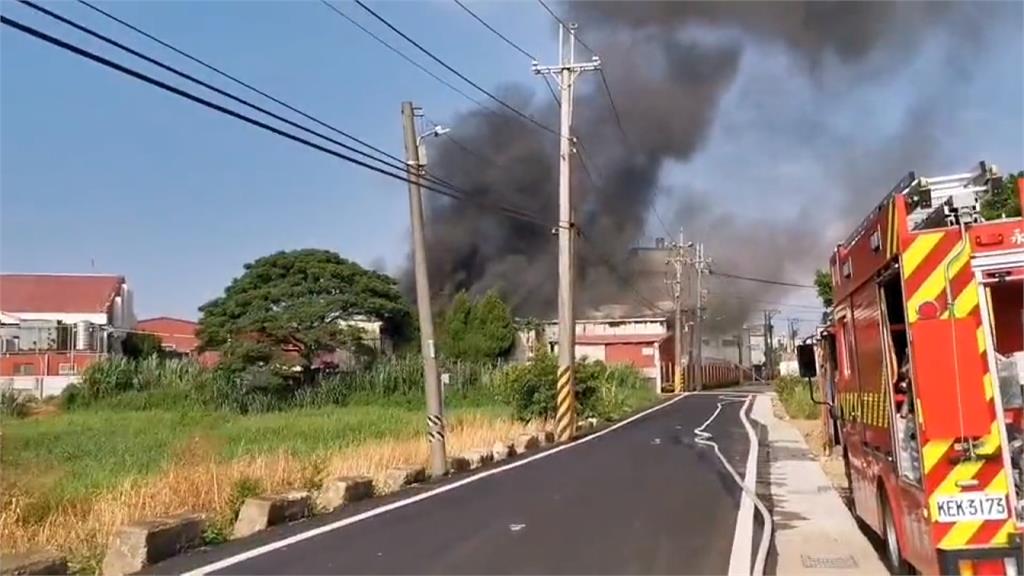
{"left": 740, "top": 394, "right": 772, "bottom": 576}
{"left": 694, "top": 394, "right": 772, "bottom": 576}
{"left": 181, "top": 393, "right": 690, "bottom": 575}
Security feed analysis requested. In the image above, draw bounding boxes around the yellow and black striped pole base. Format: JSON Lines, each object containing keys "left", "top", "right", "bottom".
{"left": 556, "top": 364, "right": 576, "bottom": 441}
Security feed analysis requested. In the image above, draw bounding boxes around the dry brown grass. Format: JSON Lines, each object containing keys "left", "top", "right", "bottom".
{"left": 1, "top": 412, "right": 536, "bottom": 571}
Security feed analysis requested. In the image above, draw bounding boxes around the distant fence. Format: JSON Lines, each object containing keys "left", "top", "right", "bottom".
{"left": 699, "top": 359, "right": 754, "bottom": 390}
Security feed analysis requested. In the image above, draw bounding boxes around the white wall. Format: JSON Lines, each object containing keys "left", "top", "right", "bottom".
{"left": 12, "top": 312, "right": 109, "bottom": 324}
{"left": 544, "top": 318, "right": 669, "bottom": 341}
{"left": 576, "top": 344, "right": 606, "bottom": 362}
{"left": 0, "top": 375, "right": 78, "bottom": 398}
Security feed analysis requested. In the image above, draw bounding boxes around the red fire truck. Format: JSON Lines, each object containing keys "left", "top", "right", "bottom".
{"left": 817, "top": 163, "right": 1024, "bottom": 575}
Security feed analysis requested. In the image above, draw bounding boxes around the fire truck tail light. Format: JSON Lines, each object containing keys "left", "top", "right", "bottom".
{"left": 959, "top": 559, "right": 976, "bottom": 575}
{"left": 918, "top": 300, "right": 941, "bottom": 320}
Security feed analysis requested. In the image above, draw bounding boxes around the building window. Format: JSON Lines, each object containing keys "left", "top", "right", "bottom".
{"left": 702, "top": 338, "right": 711, "bottom": 346}
{"left": 721, "top": 338, "right": 738, "bottom": 347}
{"left": 58, "top": 363, "right": 76, "bottom": 375}
{"left": 14, "top": 363, "right": 35, "bottom": 376}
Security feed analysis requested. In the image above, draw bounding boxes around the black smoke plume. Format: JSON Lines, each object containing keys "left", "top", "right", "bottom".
{"left": 409, "top": 1, "right": 1018, "bottom": 332}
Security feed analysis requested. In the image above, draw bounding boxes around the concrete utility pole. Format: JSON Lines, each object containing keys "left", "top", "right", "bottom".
{"left": 763, "top": 309, "right": 780, "bottom": 381}
{"left": 666, "top": 229, "right": 686, "bottom": 393}
{"left": 692, "top": 242, "right": 710, "bottom": 392}
{"left": 533, "top": 23, "right": 600, "bottom": 442}
{"left": 401, "top": 101, "right": 446, "bottom": 478}
{"left": 787, "top": 317, "right": 800, "bottom": 353}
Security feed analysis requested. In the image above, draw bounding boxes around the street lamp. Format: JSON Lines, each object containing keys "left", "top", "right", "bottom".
{"left": 416, "top": 125, "right": 449, "bottom": 167}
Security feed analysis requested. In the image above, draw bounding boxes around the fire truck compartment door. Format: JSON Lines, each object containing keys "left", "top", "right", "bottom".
{"left": 910, "top": 318, "right": 990, "bottom": 438}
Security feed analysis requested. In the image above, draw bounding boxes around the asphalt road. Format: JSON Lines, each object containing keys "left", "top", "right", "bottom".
{"left": 155, "top": 392, "right": 767, "bottom": 575}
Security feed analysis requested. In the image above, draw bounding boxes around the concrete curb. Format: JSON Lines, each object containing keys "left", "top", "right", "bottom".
{"left": 314, "top": 476, "right": 374, "bottom": 513}
{"left": 0, "top": 550, "right": 68, "bottom": 575}
{"left": 513, "top": 432, "right": 540, "bottom": 453}
{"left": 491, "top": 441, "right": 515, "bottom": 461}
{"left": 101, "top": 513, "right": 205, "bottom": 576}
{"left": 462, "top": 449, "right": 494, "bottom": 469}
{"left": 233, "top": 492, "right": 311, "bottom": 540}
{"left": 383, "top": 465, "right": 427, "bottom": 493}
{"left": 447, "top": 455, "right": 470, "bottom": 473}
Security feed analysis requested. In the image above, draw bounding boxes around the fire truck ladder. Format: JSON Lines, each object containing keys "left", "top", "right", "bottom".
{"left": 903, "top": 162, "right": 1000, "bottom": 231}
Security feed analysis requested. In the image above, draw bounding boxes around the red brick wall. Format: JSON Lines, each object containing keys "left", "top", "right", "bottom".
{"left": 0, "top": 352, "right": 103, "bottom": 376}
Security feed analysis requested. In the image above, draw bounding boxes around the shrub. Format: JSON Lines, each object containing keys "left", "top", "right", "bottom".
{"left": 579, "top": 363, "right": 652, "bottom": 421}
{"left": 1, "top": 390, "right": 35, "bottom": 419}
{"left": 494, "top": 352, "right": 558, "bottom": 422}
{"left": 775, "top": 375, "right": 819, "bottom": 419}
{"left": 494, "top": 354, "right": 655, "bottom": 423}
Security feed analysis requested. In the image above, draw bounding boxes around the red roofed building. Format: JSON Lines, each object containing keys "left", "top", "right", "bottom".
{"left": 136, "top": 317, "right": 219, "bottom": 367}
{"left": 0, "top": 273, "right": 135, "bottom": 396}
{"left": 136, "top": 317, "right": 200, "bottom": 354}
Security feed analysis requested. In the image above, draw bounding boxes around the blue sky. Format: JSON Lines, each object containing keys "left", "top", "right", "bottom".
{"left": 2, "top": 1, "right": 1022, "bottom": 322}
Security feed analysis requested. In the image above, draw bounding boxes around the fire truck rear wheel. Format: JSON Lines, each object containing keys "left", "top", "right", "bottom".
{"left": 881, "top": 491, "right": 912, "bottom": 574}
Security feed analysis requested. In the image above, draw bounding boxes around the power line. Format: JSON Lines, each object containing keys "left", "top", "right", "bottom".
{"left": 709, "top": 270, "right": 817, "bottom": 289}
{"left": 599, "top": 69, "right": 630, "bottom": 145}
{"left": 423, "top": 115, "right": 488, "bottom": 163}
{"left": 453, "top": 0, "right": 670, "bottom": 246}
{"left": 453, "top": 0, "right": 536, "bottom": 61}
{"left": 77, "top": 0, "right": 514, "bottom": 215}
{"left": 0, "top": 14, "right": 550, "bottom": 229}
{"left": 318, "top": 0, "right": 495, "bottom": 116}
{"left": 578, "top": 232, "right": 669, "bottom": 316}
{"left": 709, "top": 293, "right": 825, "bottom": 312}
{"left": 534, "top": 0, "right": 596, "bottom": 55}
{"left": 452, "top": 0, "right": 558, "bottom": 108}
{"left": 422, "top": 116, "right": 541, "bottom": 219}
{"left": 27, "top": 2, "right": 402, "bottom": 175}
{"left": 77, "top": 0, "right": 403, "bottom": 172}
{"left": 531, "top": 0, "right": 674, "bottom": 242}
{"left": 72, "top": 0, "right": 465, "bottom": 197}
{"left": 574, "top": 141, "right": 600, "bottom": 191}
{"left": 542, "top": 75, "right": 560, "bottom": 105}
{"left": 352, "top": 0, "right": 560, "bottom": 138}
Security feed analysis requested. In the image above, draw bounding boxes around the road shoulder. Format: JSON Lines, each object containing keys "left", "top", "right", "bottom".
{"left": 751, "top": 395, "right": 887, "bottom": 575}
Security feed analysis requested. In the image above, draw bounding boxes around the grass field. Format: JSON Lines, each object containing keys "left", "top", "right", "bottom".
{"left": 0, "top": 405, "right": 527, "bottom": 571}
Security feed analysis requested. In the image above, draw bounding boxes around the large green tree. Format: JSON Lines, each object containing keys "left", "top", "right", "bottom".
{"left": 440, "top": 290, "right": 516, "bottom": 362}
{"left": 814, "top": 268, "right": 833, "bottom": 308}
{"left": 198, "top": 249, "right": 413, "bottom": 380}
{"left": 981, "top": 171, "right": 1024, "bottom": 220}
